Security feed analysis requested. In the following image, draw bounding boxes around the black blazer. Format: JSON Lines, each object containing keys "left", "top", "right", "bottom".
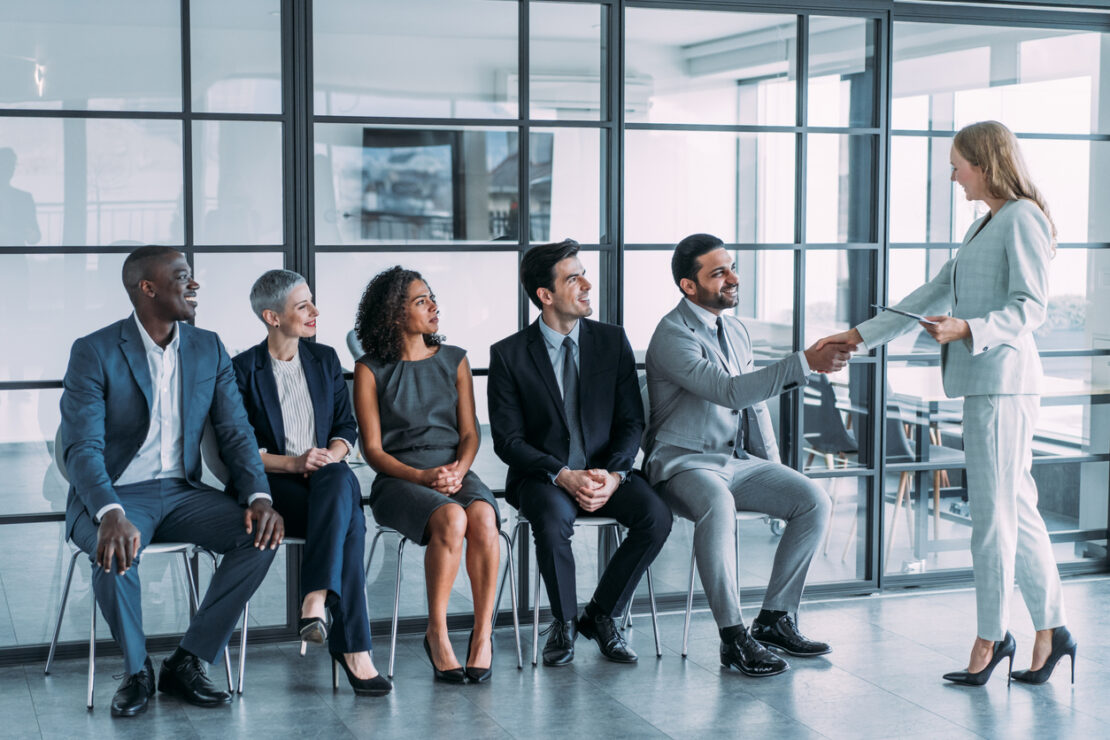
{"left": 488, "top": 318, "right": 643, "bottom": 506}
{"left": 232, "top": 339, "right": 358, "bottom": 461}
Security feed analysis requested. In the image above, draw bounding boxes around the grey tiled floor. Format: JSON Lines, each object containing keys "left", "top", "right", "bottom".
{"left": 8, "top": 577, "right": 1110, "bottom": 739}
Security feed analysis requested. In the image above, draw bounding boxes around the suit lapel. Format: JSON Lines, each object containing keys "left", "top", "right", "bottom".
{"left": 178, "top": 323, "right": 196, "bottom": 436}
{"left": 525, "top": 322, "right": 569, "bottom": 428}
{"left": 299, "top": 342, "right": 328, "bottom": 449}
{"left": 252, "top": 342, "right": 285, "bottom": 454}
{"left": 119, "top": 317, "right": 153, "bottom": 411}
{"left": 676, "top": 300, "right": 730, "bottom": 369}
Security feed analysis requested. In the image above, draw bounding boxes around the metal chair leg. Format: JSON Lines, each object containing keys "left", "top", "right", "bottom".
{"left": 492, "top": 520, "right": 522, "bottom": 622}
{"left": 365, "top": 527, "right": 386, "bottom": 578}
{"left": 531, "top": 553, "right": 541, "bottom": 667}
{"left": 615, "top": 528, "right": 633, "bottom": 631}
{"left": 46, "top": 549, "right": 81, "bottom": 674}
{"left": 645, "top": 566, "right": 661, "bottom": 658}
{"left": 237, "top": 601, "right": 249, "bottom": 694}
{"left": 189, "top": 549, "right": 235, "bottom": 693}
{"left": 332, "top": 655, "right": 340, "bottom": 690}
{"left": 387, "top": 537, "right": 405, "bottom": 679}
{"left": 500, "top": 530, "right": 522, "bottom": 669}
{"left": 682, "top": 545, "right": 696, "bottom": 658}
{"left": 87, "top": 598, "right": 95, "bottom": 710}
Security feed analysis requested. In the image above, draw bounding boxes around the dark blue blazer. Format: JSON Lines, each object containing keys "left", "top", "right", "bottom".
{"left": 232, "top": 339, "right": 357, "bottom": 462}
{"left": 487, "top": 318, "right": 643, "bottom": 507}
{"left": 59, "top": 317, "right": 269, "bottom": 538}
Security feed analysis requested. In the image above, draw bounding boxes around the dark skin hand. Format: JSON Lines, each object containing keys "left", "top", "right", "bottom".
{"left": 96, "top": 509, "right": 142, "bottom": 574}
{"left": 244, "top": 498, "right": 285, "bottom": 549}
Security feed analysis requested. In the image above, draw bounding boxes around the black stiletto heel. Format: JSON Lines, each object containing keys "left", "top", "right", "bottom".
{"left": 423, "top": 636, "right": 465, "bottom": 683}
{"left": 330, "top": 651, "right": 392, "bottom": 696}
{"left": 298, "top": 616, "right": 328, "bottom": 655}
{"left": 465, "top": 629, "right": 493, "bottom": 683}
{"left": 1011, "top": 626, "right": 1078, "bottom": 685}
{"left": 942, "top": 632, "right": 1017, "bottom": 686}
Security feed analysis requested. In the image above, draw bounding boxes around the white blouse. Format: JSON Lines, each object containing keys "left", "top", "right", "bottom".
{"left": 270, "top": 351, "right": 316, "bottom": 457}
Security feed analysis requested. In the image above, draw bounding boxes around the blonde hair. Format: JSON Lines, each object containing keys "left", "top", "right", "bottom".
{"left": 953, "top": 120, "right": 1057, "bottom": 248}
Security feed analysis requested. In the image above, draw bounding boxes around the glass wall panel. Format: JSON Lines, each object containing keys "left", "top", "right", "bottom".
{"left": 313, "top": 0, "right": 517, "bottom": 118}
{"left": 192, "top": 121, "right": 284, "bottom": 245}
{"left": 893, "top": 23, "right": 1110, "bottom": 135}
{"left": 0, "top": 118, "right": 184, "bottom": 246}
{"left": 885, "top": 247, "right": 952, "bottom": 356}
{"left": 806, "top": 134, "right": 876, "bottom": 243}
{"left": 0, "top": 254, "right": 131, "bottom": 382}
{"left": 804, "top": 248, "right": 874, "bottom": 347}
{"left": 0, "top": 388, "right": 63, "bottom": 516}
{"left": 530, "top": 128, "right": 604, "bottom": 244}
{"left": 529, "top": 2, "right": 604, "bottom": 121}
{"left": 809, "top": 477, "right": 870, "bottom": 583}
{"left": 314, "top": 124, "right": 525, "bottom": 245}
{"left": 624, "top": 131, "right": 795, "bottom": 245}
{"left": 623, "top": 248, "right": 795, "bottom": 358}
{"left": 624, "top": 8, "right": 796, "bottom": 126}
{"left": 190, "top": 0, "right": 283, "bottom": 114}
{"left": 802, "top": 364, "right": 875, "bottom": 473}
{"left": 315, "top": 251, "right": 518, "bottom": 369}
{"left": 0, "top": 0, "right": 180, "bottom": 111}
{"left": 192, "top": 252, "right": 284, "bottom": 358}
{"left": 808, "top": 17, "right": 876, "bottom": 128}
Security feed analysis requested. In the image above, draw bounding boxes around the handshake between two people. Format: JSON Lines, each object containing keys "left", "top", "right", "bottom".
{"left": 807, "top": 315, "right": 971, "bottom": 374}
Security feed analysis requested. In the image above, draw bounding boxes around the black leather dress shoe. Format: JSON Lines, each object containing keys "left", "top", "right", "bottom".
{"left": 578, "top": 610, "right": 638, "bottom": 664}
{"left": 720, "top": 626, "right": 789, "bottom": 677}
{"left": 541, "top": 618, "right": 577, "bottom": 666}
{"left": 158, "top": 652, "right": 232, "bottom": 707}
{"left": 111, "top": 656, "right": 155, "bottom": 717}
{"left": 751, "top": 614, "right": 831, "bottom": 657}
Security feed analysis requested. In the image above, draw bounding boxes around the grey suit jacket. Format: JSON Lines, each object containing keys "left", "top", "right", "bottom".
{"left": 857, "top": 198, "right": 1051, "bottom": 397}
{"left": 643, "top": 299, "right": 809, "bottom": 485}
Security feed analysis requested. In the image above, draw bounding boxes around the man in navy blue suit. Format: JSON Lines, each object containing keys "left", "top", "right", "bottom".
{"left": 60, "top": 246, "right": 284, "bottom": 717}
{"left": 488, "top": 239, "right": 672, "bottom": 667}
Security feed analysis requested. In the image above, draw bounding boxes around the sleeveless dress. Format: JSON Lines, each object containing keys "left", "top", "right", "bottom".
{"left": 357, "top": 344, "right": 497, "bottom": 544}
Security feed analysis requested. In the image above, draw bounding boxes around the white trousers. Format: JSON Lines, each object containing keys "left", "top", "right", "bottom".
{"left": 963, "top": 394, "right": 1066, "bottom": 640}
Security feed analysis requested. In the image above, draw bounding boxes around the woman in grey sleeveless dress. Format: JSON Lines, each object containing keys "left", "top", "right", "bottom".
{"left": 352, "top": 266, "right": 500, "bottom": 684}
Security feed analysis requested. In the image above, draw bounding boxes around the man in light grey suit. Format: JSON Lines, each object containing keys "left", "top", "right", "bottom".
{"left": 644, "top": 233, "right": 854, "bottom": 677}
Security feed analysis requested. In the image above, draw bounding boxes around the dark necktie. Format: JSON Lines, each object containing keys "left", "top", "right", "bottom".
{"left": 561, "top": 336, "right": 587, "bottom": 470}
{"left": 716, "top": 317, "right": 747, "bottom": 455}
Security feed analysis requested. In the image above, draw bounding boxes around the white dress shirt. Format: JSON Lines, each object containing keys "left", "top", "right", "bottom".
{"left": 99, "top": 314, "right": 270, "bottom": 522}
{"left": 270, "top": 351, "right": 317, "bottom": 457}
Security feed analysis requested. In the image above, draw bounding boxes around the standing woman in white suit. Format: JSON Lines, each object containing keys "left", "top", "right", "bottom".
{"left": 818, "top": 120, "right": 1075, "bottom": 686}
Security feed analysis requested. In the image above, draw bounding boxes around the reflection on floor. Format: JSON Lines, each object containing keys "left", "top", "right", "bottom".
{"left": 9, "top": 578, "right": 1110, "bottom": 738}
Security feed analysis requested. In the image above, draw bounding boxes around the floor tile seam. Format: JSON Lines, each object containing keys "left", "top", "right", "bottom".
{"left": 827, "top": 657, "right": 998, "bottom": 738}
{"left": 20, "top": 664, "right": 48, "bottom": 739}
{"left": 452, "top": 685, "right": 518, "bottom": 739}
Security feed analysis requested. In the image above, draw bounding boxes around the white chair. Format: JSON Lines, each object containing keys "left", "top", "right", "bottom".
{"left": 680, "top": 510, "right": 768, "bottom": 657}
{"left": 45, "top": 426, "right": 233, "bottom": 709}
{"left": 495, "top": 512, "right": 662, "bottom": 667}
{"left": 364, "top": 519, "right": 523, "bottom": 679}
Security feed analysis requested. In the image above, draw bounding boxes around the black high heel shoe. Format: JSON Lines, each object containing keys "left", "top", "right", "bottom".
{"left": 330, "top": 651, "right": 392, "bottom": 696}
{"left": 423, "top": 636, "right": 465, "bottom": 684}
{"left": 1011, "top": 626, "right": 1078, "bottom": 685}
{"left": 942, "top": 632, "right": 1016, "bottom": 686}
{"left": 465, "top": 630, "right": 493, "bottom": 683}
{"left": 298, "top": 616, "right": 328, "bottom": 656}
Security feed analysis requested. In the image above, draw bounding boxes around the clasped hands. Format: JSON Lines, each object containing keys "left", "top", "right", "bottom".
{"left": 96, "top": 498, "right": 285, "bottom": 575}
{"left": 421, "top": 461, "right": 467, "bottom": 495}
{"left": 556, "top": 468, "right": 619, "bottom": 512}
{"left": 289, "top": 447, "right": 340, "bottom": 477}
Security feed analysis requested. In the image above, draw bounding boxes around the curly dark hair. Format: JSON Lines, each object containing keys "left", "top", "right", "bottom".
{"left": 354, "top": 266, "right": 443, "bottom": 364}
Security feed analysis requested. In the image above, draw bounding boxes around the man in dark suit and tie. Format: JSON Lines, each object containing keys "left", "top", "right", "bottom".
{"left": 60, "top": 246, "right": 284, "bottom": 716}
{"left": 489, "top": 239, "right": 672, "bottom": 666}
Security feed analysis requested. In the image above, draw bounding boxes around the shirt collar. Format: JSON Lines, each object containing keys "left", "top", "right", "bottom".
{"left": 537, "top": 314, "right": 580, "bottom": 351}
{"left": 132, "top": 312, "right": 179, "bottom": 354}
{"left": 683, "top": 297, "right": 723, "bottom": 332}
